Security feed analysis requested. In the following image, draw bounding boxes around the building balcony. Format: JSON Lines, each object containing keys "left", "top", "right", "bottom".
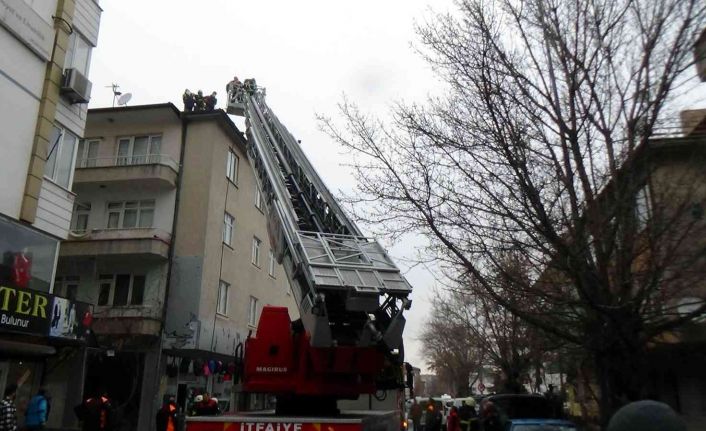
{"left": 73, "top": 155, "right": 179, "bottom": 188}
{"left": 61, "top": 228, "right": 171, "bottom": 260}
{"left": 91, "top": 306, "right": 163, "bottom": 338}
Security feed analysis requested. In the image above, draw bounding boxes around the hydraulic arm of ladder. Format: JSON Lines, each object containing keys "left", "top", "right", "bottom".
{"left": 228, "top": 80, "right": 412, "bottom": 353}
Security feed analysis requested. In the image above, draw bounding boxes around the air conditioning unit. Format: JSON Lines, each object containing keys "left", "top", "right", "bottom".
{"left": 61, "top": 68, "right": 92, "bottom": 104}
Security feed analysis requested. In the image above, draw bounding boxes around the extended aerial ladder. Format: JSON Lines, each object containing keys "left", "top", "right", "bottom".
{"left": 226, "top": 79, "right": 412, "bottom": 414}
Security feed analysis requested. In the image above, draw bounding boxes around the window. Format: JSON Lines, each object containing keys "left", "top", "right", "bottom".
{"left": 255, "top": 185, "right": 263, "bottom": 211}
{"left": 0, "top": 218, "right": 58, "bottom": 293}
{"left": 45, "top": 125, "right": 78, "bottom": 189}
{"left": 223, "top": 212, "right": 234, "bottom": 246}
{"left": 268, "top": 249, "right": 276, "bottom": 278}
{"left": 71, "top": 202, "right": 91, "bottom": 233}
{"left": 227, "top": 150, "right": 239, "bottom": 183}
{"left": 248, "top": 296, "right": 258, "bottom": 326}
{"left": 113, "top": 274, "right": 130, "bottom": 306}
{"left": 65, "top": 32, "right": 91, "bottom": 75}
{"left": 116, "top": 135, "right": 162, "bottom": 165}
{"left": 217, "top": 280, "right": 229, "bottom": 316}
{"left": 98, "top": 274, "right": 112, "bottom": 306}
{"left": 106, "top": 200, "right": 155, "bottom": 229}
{"left": 251, "top": 237, "right": 261, "bottom": 266}
{"left": 55, "top": 276, "right": 79, "bottom": 300}
{"left": 97, "top": 274, "right": 146, "bottom": 306}
{"left": 76, "top": 139, "right": 100, "bottom": 167}
{"left": 635, "top": 184, "right": 652, "bottom": 229}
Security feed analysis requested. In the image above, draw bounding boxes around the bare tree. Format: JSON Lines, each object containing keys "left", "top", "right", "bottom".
{"left": 423, "top": 257, "right": 557, "bottom": 395}
{"left": 420, "top": 292, "right": 484, "bottom": 396}
{"left": 321, "top": 0, "right": 706, "bottom": 425}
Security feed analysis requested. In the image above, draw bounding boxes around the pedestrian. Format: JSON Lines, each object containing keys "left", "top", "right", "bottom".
{"left": 447, "top": 406, "right": 461, "bottom": 431}
{"left": 424, "top": 399, "right": 442, "bottom": 431}
{"left": 195, "top": 91, "right": 205, "bottom": 112}
{"left": 479, "top": 401, "right": 502, "bottom": 431}
{"left": 0, "top": 384, "right": 18, "bottom": 431}
{"left": 189, "top": 395, "right": 204, "bottom": 416}
{"left": 74, "top": 391, "right": 114, "bottom": 431}
{"left": 201, "top": 393, "right": 219, "bottom": 415}
{"left": 607, "top": 400, "right": 686, "bottom": 431}
{"left": 458, "top": 399, "right": 475, "bottom": 431}
{"left": 183, "top": 89, "right": 195, "bottom": 112}
{"left": 156, "top": 396, "right": 178, "bottom": 431}
{"left": 25, "top": 388, "right": 49, "bottom": 430}
{"left": 410, "top": 399, "right": 422, "bottom": 431}
{"left": 204, "top": 92, "right": 217, "bottom": 112}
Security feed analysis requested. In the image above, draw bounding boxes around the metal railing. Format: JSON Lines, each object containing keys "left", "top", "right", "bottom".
{"left": 75, "top": 154, "right": 179, "bottom": 172}
{"left": 68, "top": 227, "right": 172, "bottom": 243}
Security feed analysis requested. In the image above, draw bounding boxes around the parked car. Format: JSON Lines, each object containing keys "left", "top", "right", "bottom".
{"left": 481, "top": 394, "right": 560, "bottom": 419}
{"left": 506, "top": 418, "right": 578, "bottom": 431}
{"left": 478, "top": 394, "right": 576, "bottom": 431}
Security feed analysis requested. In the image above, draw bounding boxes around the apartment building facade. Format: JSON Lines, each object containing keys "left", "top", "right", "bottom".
{"left": 56, "top": 104, "right": 296, "bottom": 430}
{"left": 640, "top": 111, "right": 706, "bottom": 430}
{"left": 0, "top": 0, "right": 101, "bottom": 429}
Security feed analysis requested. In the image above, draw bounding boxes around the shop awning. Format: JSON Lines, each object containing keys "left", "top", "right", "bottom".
{"left": 0, "top": 339, "right": 56, "bottom": 356}
{"left": 162, "top": 348, "right": 236, "bottom": 363}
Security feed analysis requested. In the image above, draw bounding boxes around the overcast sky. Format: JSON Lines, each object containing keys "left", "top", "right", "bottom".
{"left": 88, "top": 0, "right": 456, "bottom": 373}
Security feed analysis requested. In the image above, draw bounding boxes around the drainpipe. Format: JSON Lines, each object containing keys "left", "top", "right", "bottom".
{"left": 152, "top": 109, "right": 188, "bottom": 409}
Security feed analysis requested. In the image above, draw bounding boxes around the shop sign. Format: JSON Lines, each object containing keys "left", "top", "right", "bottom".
{"left": 0, "top": 0, "right": 53, "bottom": 61}
{"left": 239, "top": 424, "right": 302, "bottom": 431}
{"left": 0, "top": 285, "right": 92, "bottom": 340}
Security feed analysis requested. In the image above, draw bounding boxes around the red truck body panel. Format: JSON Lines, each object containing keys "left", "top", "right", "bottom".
{"left": 186, "top": 411, "right": 398, "bottom": 431}
{"left": 243, "top": 307, "right": 384, "bottom": 397}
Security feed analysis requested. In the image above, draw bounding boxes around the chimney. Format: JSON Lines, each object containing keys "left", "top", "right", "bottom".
{"left": 680, "top": 109, "right": 706, "bottom": 136}
{"left": 695, "top": 27, "right": 706, "bottom": 82}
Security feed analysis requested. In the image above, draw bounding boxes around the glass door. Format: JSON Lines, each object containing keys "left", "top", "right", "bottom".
{"left": 148, "top": 136, "right": 161, "bottom": 163}
{"left": 132, "top": 137, "right": 149, "bottom": 164}
{"left": 0, "top": 361, "right": 8, "bottom": 399}
{"left": 78, "top": 139, "right": 99, "bottom": 167}
{"left": 117, "top": 138, "right": 131, "bottom": 166}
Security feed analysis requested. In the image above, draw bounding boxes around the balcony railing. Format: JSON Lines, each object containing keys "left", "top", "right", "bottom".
{"left": 76, "top": 154, "right": 179, "bottom": 172}
{"left": 68, "top": 227, "right": 172, "bottom": 243}
{"left": 63, "top": 227, "right": 172, "bottom": 259}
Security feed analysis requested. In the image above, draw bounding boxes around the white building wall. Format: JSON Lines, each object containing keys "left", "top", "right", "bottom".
{"left": 0, "top": 23, "right": 46, "bottom": 218}
{"left": 53, "top": 0, "right": 101, "bottom": 139}
{"left": 34, "top": 181, "right": 76, "bottom": 238}
{"left": 40, "top": 0, "right": 102, "bottom": 238}
{"left": 73, "top": 0, "right": 101, "bottom": 46}
{"left": 25, "top": 0, "right": 59, "bottom": 20}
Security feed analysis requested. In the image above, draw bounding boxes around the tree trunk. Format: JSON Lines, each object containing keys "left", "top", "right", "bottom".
{"left": 593, "top": 325, "right": 647, "bottom": 429}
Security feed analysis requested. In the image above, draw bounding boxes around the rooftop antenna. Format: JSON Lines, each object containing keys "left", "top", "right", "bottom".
{"left": 106, "top": 83, "right": 121, "bottom": 107}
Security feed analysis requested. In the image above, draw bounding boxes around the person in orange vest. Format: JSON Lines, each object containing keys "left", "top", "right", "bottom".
{"left": 156, "top": 397, "right": 178, "bottom": 431}
{"left": 74, "top": 391, "right": 113, "bottom": 431}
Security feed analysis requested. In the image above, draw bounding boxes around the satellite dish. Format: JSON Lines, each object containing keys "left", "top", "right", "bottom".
{"left": 117, "top": 93, "right": 132, "bottom": 106}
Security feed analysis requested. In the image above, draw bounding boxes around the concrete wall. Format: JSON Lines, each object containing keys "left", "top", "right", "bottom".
{"left": 71, "top": 183, "right": 176, "bottom": 234}
{"left": 167, "top": 114, "right": 296, "bottom": 356}
{"left": 84, "top": 111, "right": 182, "bottom": 164}
{"left": 57, "top": 256, "right": 168, "bottom": 321}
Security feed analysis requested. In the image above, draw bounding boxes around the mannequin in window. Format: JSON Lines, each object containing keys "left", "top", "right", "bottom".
{"left": 13, "top": 248, "right": 32, "bottom": 288}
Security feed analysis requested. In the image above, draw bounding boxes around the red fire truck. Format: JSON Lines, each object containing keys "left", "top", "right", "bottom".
{"left": 185, "top": 80, "right": 413, "bottom": 431}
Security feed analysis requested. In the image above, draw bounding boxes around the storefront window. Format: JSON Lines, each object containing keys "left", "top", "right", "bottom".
{"left": 0, "top": 216, "right": 58, "bottom": 293}
{"left": 0, "top": 359, "right": 42, "bottom": 429}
